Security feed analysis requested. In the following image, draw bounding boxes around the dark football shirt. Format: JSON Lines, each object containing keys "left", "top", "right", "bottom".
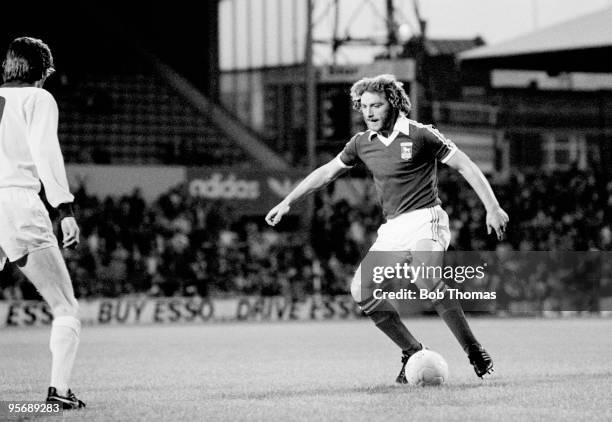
{"left": 337, "top": 116, "right": 457, "bottom": 219}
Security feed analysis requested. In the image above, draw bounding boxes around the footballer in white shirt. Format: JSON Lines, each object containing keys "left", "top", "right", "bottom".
{"left": 0, "top": 37, "right": 85, "bottom": 409}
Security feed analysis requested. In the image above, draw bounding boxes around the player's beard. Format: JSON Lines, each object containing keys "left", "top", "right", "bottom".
{"left": 367, "top": 109, "right": 398, "bottom": 135}
{"left": 382, "top": 110, "right": 398, "bottom": 135}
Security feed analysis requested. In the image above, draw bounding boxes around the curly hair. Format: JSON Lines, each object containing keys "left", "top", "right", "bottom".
{"left": 350, "top": 74, "right": 411, "bottom": 115}
{"left": 2, "top": 37, "right": 55, "bottom": 84}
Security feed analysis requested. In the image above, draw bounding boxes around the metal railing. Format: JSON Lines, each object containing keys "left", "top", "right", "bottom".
{"left": 432, "top": 100, "right": 610, "bottom": 128}
{"left": 432, "top": 101, "right": 499, "bottom": 126}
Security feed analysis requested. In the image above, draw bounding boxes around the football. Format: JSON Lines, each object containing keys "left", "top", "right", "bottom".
{"left": 405, "top": 349, "right": 449, "bottom": 386}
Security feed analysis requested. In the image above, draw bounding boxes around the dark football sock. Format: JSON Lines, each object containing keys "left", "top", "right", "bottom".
{"left": 358, "top": 297, "right": 422, "bottom": 353}
{"left": 431, "top": 284, "right": 479, "bottom": 352}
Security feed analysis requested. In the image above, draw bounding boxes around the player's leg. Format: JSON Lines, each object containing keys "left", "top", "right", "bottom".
{"left": 351, "top": 254, "right": 423, "bottom": 383}
{"left": 411, "top": 239, "right": 493, "bottom": 377}
{"left": 16, "top": 247, "right": 85, "bottom": 407}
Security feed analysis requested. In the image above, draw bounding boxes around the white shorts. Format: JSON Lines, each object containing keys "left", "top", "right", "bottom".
{"left": 370, "top": 205, "right": 451, "bottom": 252}
{"left": 0, "top": 187, "right": 58, "bottom": 270}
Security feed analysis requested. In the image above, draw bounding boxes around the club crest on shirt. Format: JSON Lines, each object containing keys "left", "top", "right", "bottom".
{"left": 400, "top": 142, "right": 413, "bottom": 160}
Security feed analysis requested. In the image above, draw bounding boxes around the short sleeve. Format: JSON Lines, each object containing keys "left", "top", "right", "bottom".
{"left": 337, "top": 134, "right": 361, "bottom": 167}
{"left": 421, "top": 125, "right": 457, "bottom": 163}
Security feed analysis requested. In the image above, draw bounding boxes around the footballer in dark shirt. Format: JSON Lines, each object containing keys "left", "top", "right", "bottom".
{"left": 266, "top": 74, "right": 508, "bottom": 382}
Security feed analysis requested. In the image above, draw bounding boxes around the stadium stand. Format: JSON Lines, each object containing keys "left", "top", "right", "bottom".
{"left": 54, "top": 72, "right": 250, "bottom": 166}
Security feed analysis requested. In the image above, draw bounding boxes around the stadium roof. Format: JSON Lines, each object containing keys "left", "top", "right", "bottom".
{"left": 459, "top": 7, "right": 612, "bottom": 72}
{"left": 401, "top": 37, "right": 484, "bottom": 58}
{"left": 424, "top": 38, "right": 485, "bottom": 56}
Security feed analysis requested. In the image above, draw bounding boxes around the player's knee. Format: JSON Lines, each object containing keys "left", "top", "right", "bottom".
{"left": 350, "top": 273, "right": 363, "bottom": 303}
{"left": 52, "top": 298, "right": 79, "bottom": 318}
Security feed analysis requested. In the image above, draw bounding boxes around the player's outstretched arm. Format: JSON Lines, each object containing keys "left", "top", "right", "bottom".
{"left": 265, "top": 158, "right": 348, "bottom": 226}
{"left": 445, "top": 149, "right": 509, "bottom": 240}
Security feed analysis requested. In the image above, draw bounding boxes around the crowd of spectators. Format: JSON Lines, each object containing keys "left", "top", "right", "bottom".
{"left": 1, "top": 166, "right": 610, "bottom": 310}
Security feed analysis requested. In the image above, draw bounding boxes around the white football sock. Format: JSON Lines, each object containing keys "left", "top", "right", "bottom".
{"left": 49, "top": 316, "right": 81, "bottom": 396}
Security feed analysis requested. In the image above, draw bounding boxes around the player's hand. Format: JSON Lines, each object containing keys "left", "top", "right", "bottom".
{"left": 61, "top": 216, "right": 80, "bottom": 249}
{"left": 486, "top": 206, "right": 509, "bottom": 241}
{"left": 265, "top": 202, "right": 291, "bottom": 226}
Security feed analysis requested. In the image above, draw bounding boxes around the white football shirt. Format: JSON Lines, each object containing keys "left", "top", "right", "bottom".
{"left": 0, "top": 86, "right": 73, "bottom": 207}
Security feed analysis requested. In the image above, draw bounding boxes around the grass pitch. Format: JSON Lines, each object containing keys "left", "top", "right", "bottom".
{"left": 1, "top": 317, "right": 611, "bottom": 421}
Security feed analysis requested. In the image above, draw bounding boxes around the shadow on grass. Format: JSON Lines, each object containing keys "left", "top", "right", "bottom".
{"left": 439, "top": 370, "right": 612, "bottom": 391}
{"left": 211, "top": 382, "right": 496, "bottom": 401}
{"left": 207, "top": 370, "right": 612, "bottom": 401}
